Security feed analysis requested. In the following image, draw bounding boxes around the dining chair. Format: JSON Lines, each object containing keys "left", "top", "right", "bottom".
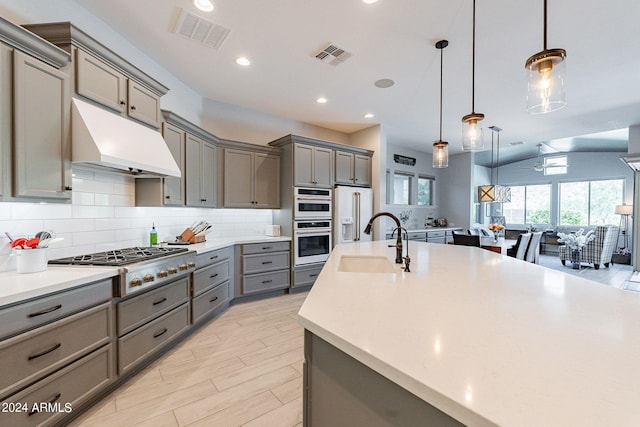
{"left": 452, "top": 233, "right": 481, "bottom": 247}
{"left": 525, "top": 231, "right": 543, "bottom": 263}
{"left": 515, "top": 233, "right": 532, "bottom": 260}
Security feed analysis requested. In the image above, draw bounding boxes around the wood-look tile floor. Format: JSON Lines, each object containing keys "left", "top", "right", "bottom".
{"left": 69, "top": 291, "right": 308, "bottom": 427}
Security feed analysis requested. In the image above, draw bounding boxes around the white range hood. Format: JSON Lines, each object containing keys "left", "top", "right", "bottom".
{"left": 71, "top": 98, "right": 181, "bottom": 177}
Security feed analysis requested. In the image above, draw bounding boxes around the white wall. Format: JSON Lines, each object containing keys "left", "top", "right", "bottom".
{"left": 437, "top": 152, "right": 475, "bottom": 230}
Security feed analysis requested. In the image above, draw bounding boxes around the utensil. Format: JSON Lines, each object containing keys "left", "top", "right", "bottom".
{"left": 38, "top": 237, "right": 64, "bottom": 248}
{"left": 4, "top": 232, "right": 14, "bottom": 242}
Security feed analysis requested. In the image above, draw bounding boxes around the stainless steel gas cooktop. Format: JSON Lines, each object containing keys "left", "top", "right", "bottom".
{"left": 49, "top": 246, "right": 189, "bottom": 266}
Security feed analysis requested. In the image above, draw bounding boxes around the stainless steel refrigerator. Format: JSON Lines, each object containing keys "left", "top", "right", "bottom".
{"left": 333, "top": 186, "right": 373, "bottom": 245}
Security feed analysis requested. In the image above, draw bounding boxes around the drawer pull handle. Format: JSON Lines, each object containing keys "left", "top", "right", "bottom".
{"left": 210, "top": 255, "right": 219, "bottom": 260}
{"left": 28, "top": 304, "right": 62, "bottom": 318}
{"left": 309, "top": 273, "right": 318, "bottom": 277}
{"left": 154, "top": 328, "right": 168, "bottom": 339}
{"left": 153, "top": 297, "right": 167, "bottom": 306}
{"left": 28, "top": 343, "right": 61, "bottom": 361}
{"left": 210, "top": 273, "right": 219, "bottom": 279}
{"left": 261, "top": 261, "right": 273, "bottom": 265}
{"left": 209, "top": 296, "right": 219, "bottom": 303}
{"left": 28, "top": 393, "right": 61, "bottom": 416}
{"left": 262, "top": 280, "right": 273, "bottom": 284}
{"left": 262, "top": 246, "right": 272, "bottom": 250}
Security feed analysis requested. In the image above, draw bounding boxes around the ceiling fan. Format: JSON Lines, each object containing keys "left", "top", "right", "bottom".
{"left": 527, "top": 143, "right": 569, "bottom": 172}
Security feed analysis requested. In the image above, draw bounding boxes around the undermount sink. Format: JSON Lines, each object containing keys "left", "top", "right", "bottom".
{"left": 338, "top": 255, "right": 397, "bottom": 273}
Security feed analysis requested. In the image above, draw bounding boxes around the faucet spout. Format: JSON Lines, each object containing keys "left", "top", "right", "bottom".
{"left": 363, "top": 212, "right": 403, "bottom": 264}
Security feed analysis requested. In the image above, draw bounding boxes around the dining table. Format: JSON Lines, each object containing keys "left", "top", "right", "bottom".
{"left": 479, "top": 236, "right": 517, "bottom": 254}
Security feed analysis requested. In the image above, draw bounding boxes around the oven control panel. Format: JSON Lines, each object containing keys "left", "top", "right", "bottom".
{"left": 122, "top": 252, "right": 197, "bottom": 296}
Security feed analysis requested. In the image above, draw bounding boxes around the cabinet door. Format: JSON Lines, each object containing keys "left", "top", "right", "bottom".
{"left": 313, "top": 146, "right": 333, "bottom": 187}
{"left": 223, "top": 149, "right": 254, "bottom": 208}
{"left": 75, "top": 49, "right": 126, "bottom": 114}
{"left": 293, "top": 143, "right": 314, "bottom": 186}
{"left": 127, "top": 80, "right": 161, "bottom": 129}
{"left": 254, "top": 153, "right": 280, "bottom": 208}
{"left": 185, "top": 133, "right": 203, "bottom": 207}
{"left": 354, "top": 154, "right": 371, "bottom": 186}
{"left": 13, "top": 51, "right": 71, "bottom": 200}
{"left": 0, "top": 45, "right": 10, "bottom": 199}
{"left": 201, "top": 142, "right": 216, "bottom": 207}
{"left": 334, "top": 150, "right": 354, "bottom": 184}
{"left": 162, "top": 123, "right": 185, "bottom": 206}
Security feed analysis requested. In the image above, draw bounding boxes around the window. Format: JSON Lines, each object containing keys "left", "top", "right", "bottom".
{"left": 393, "top": 172, "right": 413, "bottom": 205}
{"left": 544, "top": 155, "right": 567, "bottom": 175}
{"left": 503, "top": 184, "right": 551, "bottom": 224}
{"left": 559, "top": 179, "right": 623, "bottom": 225}
{"left": 417, "top": 175, "right": 434, "bottom": 206}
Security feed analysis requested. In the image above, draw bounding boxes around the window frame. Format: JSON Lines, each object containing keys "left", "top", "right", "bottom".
{"left": 558, "top": 178, "right": 624, "bottom": 226}
{"left": 503, "top": 183, "right": 552, "bottom": 225}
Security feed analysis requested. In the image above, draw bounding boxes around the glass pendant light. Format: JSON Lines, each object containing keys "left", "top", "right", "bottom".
{"left": 433, "top": 40, "right": 449, "bottom": 168}
{"left": 525, "top": 0, "right": 567, "bottom": 114}
{"left": 462, "top": 0, "right": 484, "bottom": 152}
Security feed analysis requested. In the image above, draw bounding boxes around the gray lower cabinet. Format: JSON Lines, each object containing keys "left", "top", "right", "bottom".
{"left": 192, "top": 246, "right": 233, "bottom": 323}
{"left": 1, "top": 345, "right": 112, "bottom": 427}
{"left": 13, "top": 50, "right": 71, "bottom": 200}
{"left": 238, "top": 242, "right": 290, "bottom": 295}
{"left": 426, "top": 230, "right": 446, "bottom": 244}
{"left": 117, "top": 303, "right": 190, "bottom": 375}
{"left": 292, "top": 263, "right": 323, "bottom": 288}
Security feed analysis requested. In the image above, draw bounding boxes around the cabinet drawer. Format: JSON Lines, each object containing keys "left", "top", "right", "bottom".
{"left": 118, "top": 303, "right": 190, "bottom": 375}
{"left": 192, "top": 281, "right": 229, "bottom": 323}
{"left": 407, "top": 232, "right": 426, "bottom": 241}
{"left": 117, "top": 278, "right": 189, "bottom": 336}
{"left": 1, "top": 345, "right": 112, "bottom": 427}
{"left": 241, "top": 241, "right": 289, "bottom": 255}
{"left": 293, "top": 265, "right": 323, "bottom": 288}
{"left": 243, "top": 270, "right": 290, "bottom": 295}
{"left": 195, "top": 246, "right": 232, "bottom": 268}
{"left": 427, "top": 230, "right": 446, "bottom": 238}
{"left": 242, "top": 252, "right": 289, "bottom": 275}
{"left": 193, "top": 261, "right": 229, "bottom": 296}
{"left": 0, "top": 279, "right": 113, "bottom": 339}
{"left": 0, "top": 302, "right": 111, "bottom": 400}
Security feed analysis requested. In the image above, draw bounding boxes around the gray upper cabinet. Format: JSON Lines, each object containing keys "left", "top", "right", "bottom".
{"left": 24, "top": 22, "right": 168, "bottom": 130}
{"left": 334, "top": 150, "right": 371, "bottom": 187}
{"left": 0, "top": 45, "right": 9, "bottom": 200}
{"left": 160, "top": 123, "right": 185, "bottom": 206}
{"left": 75, "top": 49, "right": 161, "bottom": 128}
{"left": 294, "top": 143, "right": 332, "bottom": 188}
{"left": 186, "top": 134, "right": 216, "bottom": 208}
{"left": 13, "top": 50, "right": 71, "bottom": 200}
{"left": 223, "top": 148, "right": 280, "bottom": 209}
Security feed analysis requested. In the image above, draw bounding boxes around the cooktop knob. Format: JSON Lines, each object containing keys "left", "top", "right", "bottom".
{"left": 187, "top": 261, "right": 196, "bottom": 268}
{"left": 179, "top": 264, "right": 188, "bottom": 271}
{"left": 130, "top": 277, "right": 142, "bottom": 287}
{"left": 157, "top": 270, "right": 168, "bottom": 278}
{"left": 167, "top": 267, "right": 178, "bottom": 274}
{"left": 143, "top": 274, "right": 155, "bottom": 283}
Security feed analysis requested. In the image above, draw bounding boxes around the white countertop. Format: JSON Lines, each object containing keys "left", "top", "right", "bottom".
{"left": 298, "top": 240, "right": 640, "bottom": 426}
{"left": 0, "top": 267, "right": 118, "bottom": 307}
{"left": 0, "top": 235, "right": 291, "bottom": 307}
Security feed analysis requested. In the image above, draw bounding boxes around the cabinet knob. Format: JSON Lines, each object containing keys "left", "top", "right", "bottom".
{"left": 165, "top": 195, "right": 171, "bottom": 199}
{"left": 64, "top": 186, "right": 72, "bottom": 191}
{"left": 130, "top": 105, "right": 137, "bottom": 111}
{"left": 120, "top": 100, "right": 126, "bottom": 105}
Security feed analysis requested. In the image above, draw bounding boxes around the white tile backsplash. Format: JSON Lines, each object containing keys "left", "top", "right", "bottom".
{"left": 0, "top": 169, "right": 273, "bottom": 272}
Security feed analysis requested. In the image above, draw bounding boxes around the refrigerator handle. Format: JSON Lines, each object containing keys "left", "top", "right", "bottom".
{"left": 355, "top": 192, "right": 361, "bottom": 241}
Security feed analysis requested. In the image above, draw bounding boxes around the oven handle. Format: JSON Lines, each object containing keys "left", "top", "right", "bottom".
{"left": 296, "top": 197, "right": 332, "bottom": 202}
{"left": 295, "top": 230, "right": 332, "bottom": 235}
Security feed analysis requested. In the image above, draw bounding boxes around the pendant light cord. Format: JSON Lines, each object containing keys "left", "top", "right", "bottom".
{"left": 543, "top": 0, "right": 548, "bottom": 50}
{"left": 439, "top": 42, "right": 443, "bottom": 141}
{"left": 471, "top": 0, "right": 476, "bottom": 113}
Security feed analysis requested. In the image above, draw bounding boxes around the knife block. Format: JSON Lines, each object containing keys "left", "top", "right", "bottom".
{"left": 180, "top": 228, "right": 206, "bottom": 244}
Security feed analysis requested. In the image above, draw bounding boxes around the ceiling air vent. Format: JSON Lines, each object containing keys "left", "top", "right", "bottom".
{"left": 315, "top": 44, "right": 352, "bottom": 66}
{"left": 172, "top": 8, "right": 230, "bottom": 49}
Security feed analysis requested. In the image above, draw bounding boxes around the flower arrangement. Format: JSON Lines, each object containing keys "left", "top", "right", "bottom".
{"left": 488, "top": 223, "right": 505, "bottom": 232}
{"left": 557, "top": 228, "right": 595, "bottom": 250}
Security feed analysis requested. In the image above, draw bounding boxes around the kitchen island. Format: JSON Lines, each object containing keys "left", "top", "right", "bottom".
{"left": 298, "top": 240, "right": 640, "bottom": 426}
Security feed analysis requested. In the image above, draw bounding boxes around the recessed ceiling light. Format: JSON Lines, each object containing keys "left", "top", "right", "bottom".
{"left": 235, "top": 57, "right": 251, "bottom": 66}
{"left": 374, "top": 78, "right": 395, "bottom": 88}
{"left": 364, "top": 113, "right": 375, "bottom": 119}
{"left": 194, "top": 0, "right": 214, "bottom": 12}
{"left": 362, "top": 0, "right": 379, "bottom": 4}
{"left": 316, "top": 97, "right": 328, "bottom": 104}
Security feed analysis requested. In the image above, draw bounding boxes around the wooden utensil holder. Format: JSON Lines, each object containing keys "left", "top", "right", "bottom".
{"left": 180, "top": 228, "right": 206, "bottom": 244}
